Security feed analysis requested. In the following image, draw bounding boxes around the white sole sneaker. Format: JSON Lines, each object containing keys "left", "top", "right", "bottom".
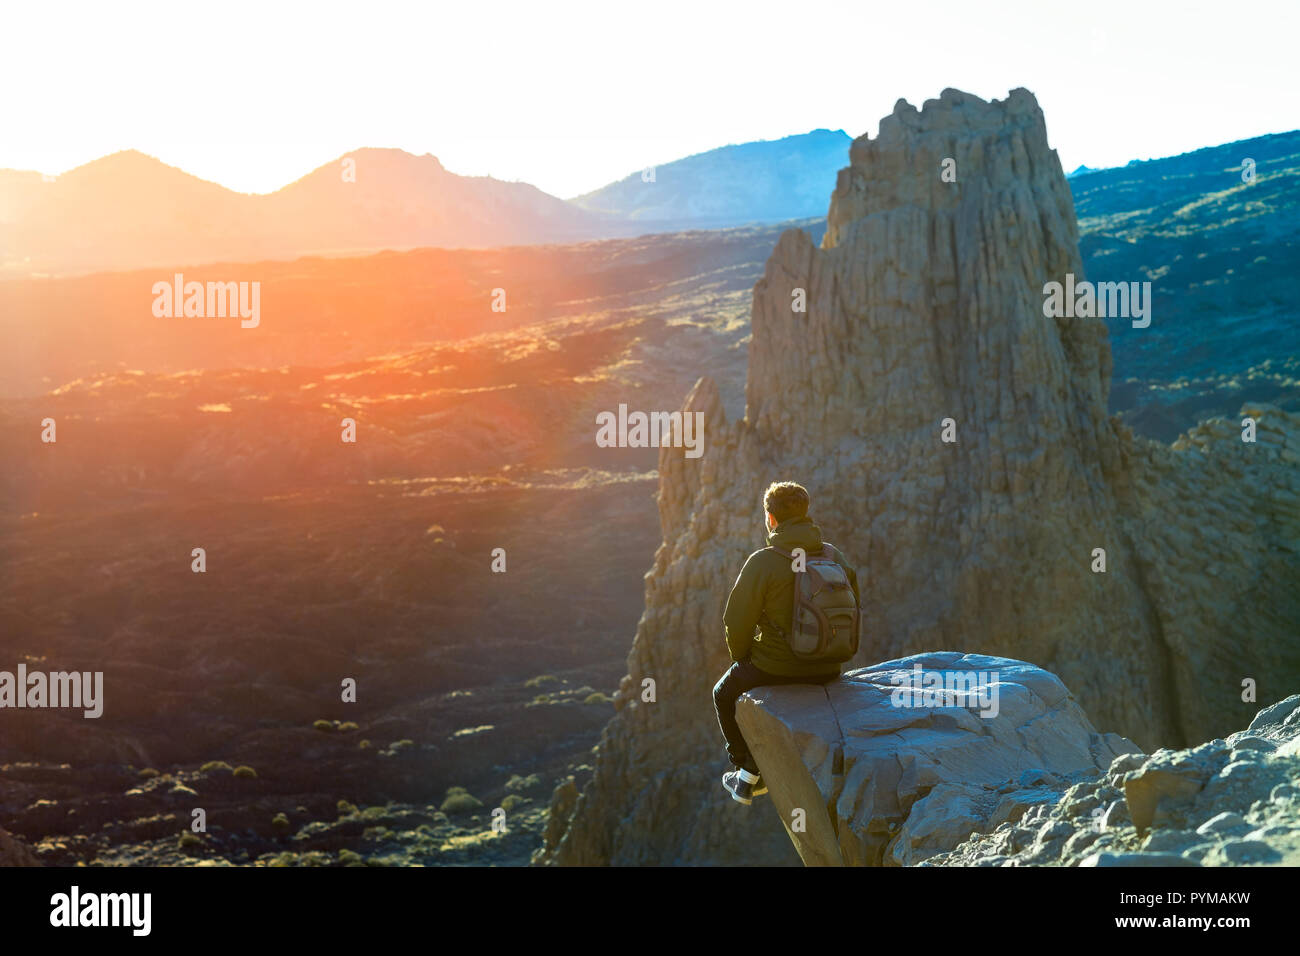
{"left": 722, "top": 771, "right": 755, "bottom": 805}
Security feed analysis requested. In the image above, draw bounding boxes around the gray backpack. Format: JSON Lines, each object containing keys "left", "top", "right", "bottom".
{"left": 767, "top": 544, "right": 860, "bottom": 664}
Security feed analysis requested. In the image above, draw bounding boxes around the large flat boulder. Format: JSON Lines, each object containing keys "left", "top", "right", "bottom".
{"left": 736, "top": 651, "right": 1140, "bottom": 866}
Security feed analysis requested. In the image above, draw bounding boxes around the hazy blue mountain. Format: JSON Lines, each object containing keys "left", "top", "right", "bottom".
{"left": 570, "top": 129, "right": 852, "bottom": 227}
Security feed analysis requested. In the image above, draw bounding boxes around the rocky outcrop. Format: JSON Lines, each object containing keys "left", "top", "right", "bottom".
{"left": 0, "top": 826, "right": 40, "bottom": 866}
{"left": 734, "top": 653, "right": 1141, "bottom": 865}
{"left": 928, "top": 695, "right": 1300, "bottom": 866}
{"left": 537, "top": 88, "right": 1300, "bottom": 866}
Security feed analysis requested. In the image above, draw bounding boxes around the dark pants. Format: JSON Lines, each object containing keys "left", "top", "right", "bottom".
{"left": 713, "top": 659, "right": 839, "bottom": 774}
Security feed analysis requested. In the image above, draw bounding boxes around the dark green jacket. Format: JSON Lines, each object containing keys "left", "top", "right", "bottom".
{"left": 723, "top": 515, "right": 860, "bottom": 677}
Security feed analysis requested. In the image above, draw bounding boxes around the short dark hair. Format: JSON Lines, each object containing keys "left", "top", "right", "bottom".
{"left": 763, "top": 481, "right": 809, "bottom": 523}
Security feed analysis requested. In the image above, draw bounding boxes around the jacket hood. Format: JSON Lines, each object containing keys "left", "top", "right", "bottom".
{"left": 766, "top": 515, "right": 824, "bottom": 553}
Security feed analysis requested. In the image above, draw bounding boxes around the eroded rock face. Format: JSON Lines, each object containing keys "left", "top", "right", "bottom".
{"left": 538, "top": 88, "right": 1300, "bottom": 866}
{"left": 929, "top": 695, "right": 1300, "bottom": 866}
{"left": 734, "top": 653, "right": 1140, "bottom": 866}
{"left": 0, "top": 826, "right": 40, "bottom": 867}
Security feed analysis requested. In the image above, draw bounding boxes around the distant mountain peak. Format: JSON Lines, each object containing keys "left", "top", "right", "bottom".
{"left": 343, "top": 146, "right": 446, "bottom": 170}
{"left": 82, "top": 148, "right": 179, "bottom": 170}
{"left": 74, "top": 149, "right": 168, "bottom": 173}
{"left": 570, "top": 128, "right": 853, "bottom": 223}
{"left": 57, "top": 149, "right": 223, "bottom": 192}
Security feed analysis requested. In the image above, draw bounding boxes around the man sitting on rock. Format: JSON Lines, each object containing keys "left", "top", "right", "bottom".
{"left": 715, "top": 481, "right": 860, "bottom": 804}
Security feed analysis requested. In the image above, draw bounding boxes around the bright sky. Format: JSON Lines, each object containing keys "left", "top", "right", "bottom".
{"left": 3, "top": 0, "right": 1297, "bottom": 198}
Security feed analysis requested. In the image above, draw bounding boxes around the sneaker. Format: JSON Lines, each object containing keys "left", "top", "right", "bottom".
{"left": 752, "top": 774, "right": 768, "bottom": 797}
{"left": 723, "top": 768, "right": 761, "bottom": 805}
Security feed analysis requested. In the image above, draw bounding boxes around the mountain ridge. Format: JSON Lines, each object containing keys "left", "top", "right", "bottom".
{"left": 4, "top": 126, "right": 1297, "bottom": 279}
